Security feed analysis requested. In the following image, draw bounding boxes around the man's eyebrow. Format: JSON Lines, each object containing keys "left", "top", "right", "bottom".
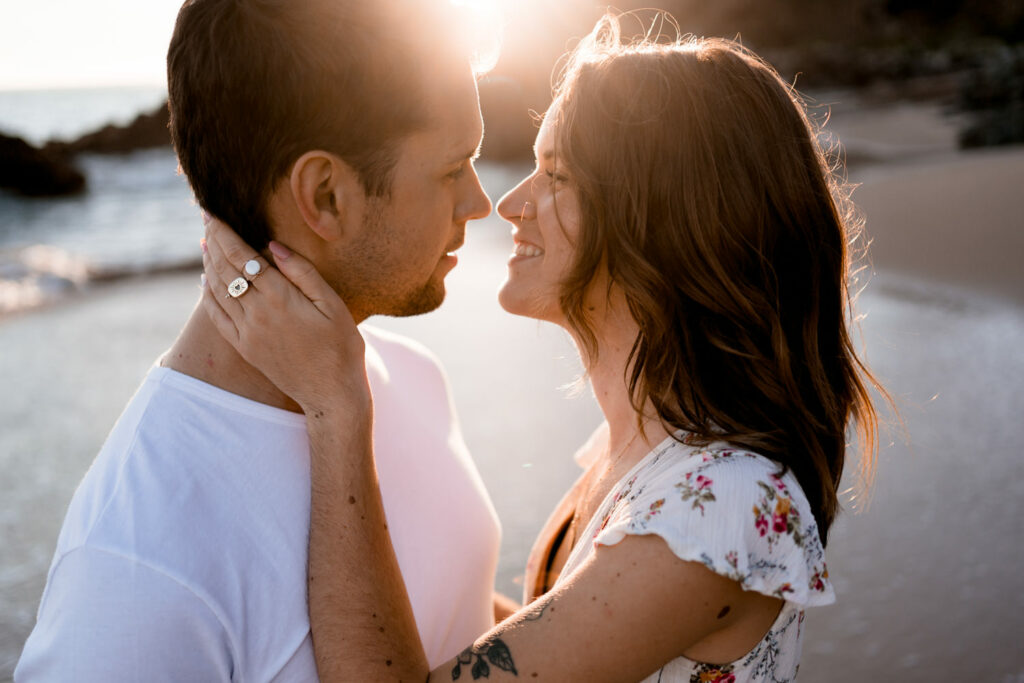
{"left": 447, "top": 142, "right": 483, "bottom": 164}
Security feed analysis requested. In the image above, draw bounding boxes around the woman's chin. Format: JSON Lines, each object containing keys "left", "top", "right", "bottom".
{"left": 496, "top": 281, "right": 526, "bottom": 317}
{"left": 497, "top": 282, "right": 563, "bottom": 324}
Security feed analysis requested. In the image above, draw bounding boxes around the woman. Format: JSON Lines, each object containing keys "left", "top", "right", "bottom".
{"left": 202, "top": 13, "right": 882, "bottom": 682}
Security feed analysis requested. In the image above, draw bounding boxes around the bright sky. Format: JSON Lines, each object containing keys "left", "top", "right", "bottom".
{"left": 0, "top": 0, "right": 513, "bottom": 91}
{"left": 0, "top": 0, "right": 186, "bottom": 90}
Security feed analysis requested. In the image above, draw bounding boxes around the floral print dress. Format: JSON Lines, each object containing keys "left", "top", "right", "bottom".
{"left": 554, "top": 433, "right": 834, "bottom": 682}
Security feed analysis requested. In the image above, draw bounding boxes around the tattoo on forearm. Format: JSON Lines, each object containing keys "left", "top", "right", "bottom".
{"left": 451, "top": 638, "right": 518, "bottom": 680}
{"left": 521, "top": 593, "right": 555, "bottom": 622}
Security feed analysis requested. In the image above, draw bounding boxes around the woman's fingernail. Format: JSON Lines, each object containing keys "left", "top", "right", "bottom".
{"left": 201, "top": 210, "right": 212, "bottom": 226}
{"left": 268, "top": 241, "right": 291, "bottom": 261}
{"left": 200, "top": 237, "right": 207, "bottom": 253}
{"left": 200, "top": 273, "right": 208, "bottom": 289}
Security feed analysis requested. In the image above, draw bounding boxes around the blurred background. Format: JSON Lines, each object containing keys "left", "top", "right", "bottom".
{"left": 1, "top": 1, "right": 1022, "bottom": 681}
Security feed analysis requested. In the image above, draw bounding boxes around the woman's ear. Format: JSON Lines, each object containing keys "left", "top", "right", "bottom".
{"left": 289, "top": 151, "right": 362, "bottom": 242}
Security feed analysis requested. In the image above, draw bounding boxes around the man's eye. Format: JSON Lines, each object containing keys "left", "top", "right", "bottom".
{"left": 448, "top": 166, "right": 466, "bottom": 180}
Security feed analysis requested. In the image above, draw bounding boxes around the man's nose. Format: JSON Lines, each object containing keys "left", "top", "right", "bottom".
{"left": 460, "top": 169, "right": 492, "bottom": 223}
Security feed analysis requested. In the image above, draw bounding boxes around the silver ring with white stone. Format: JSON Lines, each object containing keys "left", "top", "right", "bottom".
{"left": 244, "top": 259, "right": 264, "bottom": 282}
{"left": 226, "top": 277, "right": 249, "bottom": 298}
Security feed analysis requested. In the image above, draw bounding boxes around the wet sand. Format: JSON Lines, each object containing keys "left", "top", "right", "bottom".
{"left": 2, "top": 100, "right": 1023, "bottom": 680}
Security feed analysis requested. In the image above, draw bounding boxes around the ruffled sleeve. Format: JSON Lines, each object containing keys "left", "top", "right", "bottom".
{"left": 591, "top": 446, "right": 835, "bottom": 607}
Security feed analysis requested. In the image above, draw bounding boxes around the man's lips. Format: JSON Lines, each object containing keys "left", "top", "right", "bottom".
{"left": 444, "top": 232, "right": 465, "bottom": 255}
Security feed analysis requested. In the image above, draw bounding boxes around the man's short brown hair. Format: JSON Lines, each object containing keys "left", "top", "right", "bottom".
{"left": 168, "top": 0, "right": 461, "bottom": 249}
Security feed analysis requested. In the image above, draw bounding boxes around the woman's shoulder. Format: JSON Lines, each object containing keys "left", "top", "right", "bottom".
{"left": 599, "top": 436, "right": 835, "bottom": 606}
{"left": 652, "top": 436, "right": 780, "bottom": 471}
{"left": 630, "top": 438, "right": 798, "bottom": 507}
{"left": 638, "top": 438, "right": 805, "bottom": 498}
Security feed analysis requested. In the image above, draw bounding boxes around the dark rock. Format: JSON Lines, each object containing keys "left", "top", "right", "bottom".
{"left": 959, "top": 102, "right": 1024, "bottom": 147}
{"left": 44, "top": 102, "right": 171, "bottom": 156}
{"left": 957, "top": 44, "right": 1024, "bottom": 147}
{"left": 0, "top": 132, "right": 86, "bottom": 197}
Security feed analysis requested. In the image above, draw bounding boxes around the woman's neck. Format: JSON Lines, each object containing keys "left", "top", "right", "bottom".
{"left": 576, "top": 302, "right": 671, "bottom": 464}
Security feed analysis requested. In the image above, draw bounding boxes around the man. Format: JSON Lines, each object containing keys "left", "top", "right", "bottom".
{"left": 16, "top": 0, "right": 502, "bottom": 679}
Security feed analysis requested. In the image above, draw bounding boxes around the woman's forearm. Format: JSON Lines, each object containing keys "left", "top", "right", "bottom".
{"left": 305, "top": 392, "right": 429, "bottom": 682}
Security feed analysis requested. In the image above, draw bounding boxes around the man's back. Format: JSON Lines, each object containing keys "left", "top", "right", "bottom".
{"left": 16, "top": 326, "right": 500, "bottom": 681}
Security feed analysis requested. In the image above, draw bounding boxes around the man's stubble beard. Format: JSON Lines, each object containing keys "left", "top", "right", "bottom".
{"left": 332, "top": 200, "right": 447, "bottom": 321}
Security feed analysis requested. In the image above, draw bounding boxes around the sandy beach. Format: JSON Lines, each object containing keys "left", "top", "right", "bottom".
{"left": 2, "top": 99, "right": 1023, "bottom": 681}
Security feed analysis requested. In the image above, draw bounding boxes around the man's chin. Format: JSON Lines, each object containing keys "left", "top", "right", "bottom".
{"left": 382, "top": 281, "right": 446, "bottom": 318}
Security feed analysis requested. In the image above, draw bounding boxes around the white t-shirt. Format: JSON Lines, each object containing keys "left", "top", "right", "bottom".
{"left": 16, "top": 325, "right": 500, "bottom": 682}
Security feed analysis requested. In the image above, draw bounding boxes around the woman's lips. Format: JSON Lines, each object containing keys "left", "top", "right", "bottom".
{"left": 508, "top": 239, "right": 544, "bottom": 265}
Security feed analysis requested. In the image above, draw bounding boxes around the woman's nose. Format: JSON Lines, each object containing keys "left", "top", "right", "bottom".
{"left": 497, "top": 178, "right": 532, "bottom": 221}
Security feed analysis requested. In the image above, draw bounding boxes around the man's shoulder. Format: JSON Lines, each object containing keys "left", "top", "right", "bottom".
{"left": 360, "top": 324, "right": 452, "bottom": 393}
{"left": 21, "top": 370, "right": 317, "bottom": 682}
{"left": 56, "top": 367, "right": 310, "bottom": 571}
{"left": 361, "top": 324, "right": 443, "bottom": 368}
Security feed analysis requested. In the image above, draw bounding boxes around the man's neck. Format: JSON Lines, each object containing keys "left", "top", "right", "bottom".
{"left": 161, "top": 305, "right": 303, "bottom": 413}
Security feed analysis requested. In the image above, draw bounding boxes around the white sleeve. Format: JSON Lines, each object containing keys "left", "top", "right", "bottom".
{"left": 592, "top": 450, "right": 835, "bottom": 607}
{"left": 15, "top": 546, "right": 234, "bottom": 682}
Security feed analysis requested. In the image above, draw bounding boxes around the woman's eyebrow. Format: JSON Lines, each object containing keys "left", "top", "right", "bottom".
{"left": 532, "top": 143, "right": 555, "bottom": 162}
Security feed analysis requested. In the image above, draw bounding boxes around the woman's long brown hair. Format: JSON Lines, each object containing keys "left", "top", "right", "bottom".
{"left": 553, "top": 14, "right": 886, "bottom": 544}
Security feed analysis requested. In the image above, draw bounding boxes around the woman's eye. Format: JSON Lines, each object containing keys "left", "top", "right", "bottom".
{"left": 447, "top": 164, "right": 466, "bottom": 180}
{"left": 544, "top": 170, "right": 568, "bottom": 184}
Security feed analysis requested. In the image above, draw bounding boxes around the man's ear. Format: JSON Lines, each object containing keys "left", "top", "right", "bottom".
{"left": 289, "top": 151, "right": 362, "bottom": 242}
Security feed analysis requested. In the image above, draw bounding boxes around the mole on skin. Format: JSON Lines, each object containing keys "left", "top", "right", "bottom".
{"left": 717, "top": 605, "right": 731, "bottom": 619}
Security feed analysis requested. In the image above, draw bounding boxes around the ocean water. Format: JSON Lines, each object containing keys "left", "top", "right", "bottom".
{"left": 0, "top": 148, "right": 203, "bottom": 313}
{"left": 0, "top": 87, "right": 200, "bottom": 316}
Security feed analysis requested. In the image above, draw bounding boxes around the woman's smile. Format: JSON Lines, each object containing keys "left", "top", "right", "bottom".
{"left": 509, "top": 237, "right": 545, "bottom": 264}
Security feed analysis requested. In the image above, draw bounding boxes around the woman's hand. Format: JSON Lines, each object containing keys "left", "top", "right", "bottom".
{"left": 200, "top": 216, "right": 369, "bottom": 416}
